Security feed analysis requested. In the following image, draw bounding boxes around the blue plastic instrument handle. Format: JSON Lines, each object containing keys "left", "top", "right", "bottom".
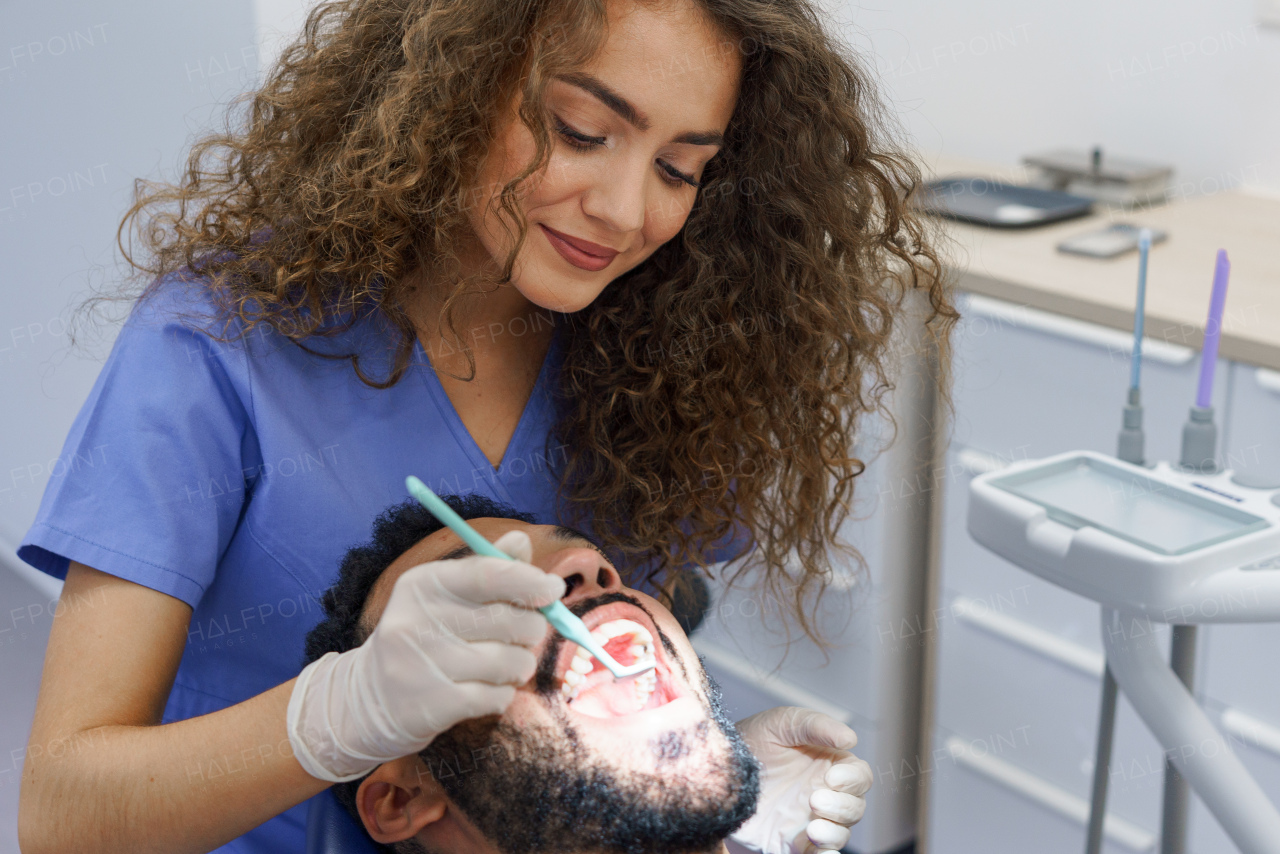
{"left": 404, "top": 476, "right": 654, "bottom": 678}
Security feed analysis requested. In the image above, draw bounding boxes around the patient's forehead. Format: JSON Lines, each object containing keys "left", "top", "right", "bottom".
{"left": 361, "top": 518, "right": 579, "bottom": 632}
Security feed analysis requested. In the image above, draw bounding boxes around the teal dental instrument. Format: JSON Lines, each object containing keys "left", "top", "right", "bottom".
{"left": 1116, "top": 228, "right": 1152, "bottom": 466}
{"left": 405, "top": 476, "right": 656, "bottom": 679}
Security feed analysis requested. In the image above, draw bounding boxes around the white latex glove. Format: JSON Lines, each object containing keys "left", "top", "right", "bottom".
{"left": 286, "top": 530, "right": 565, "bottom": 782}
{"left": 731, "top": 707, "right": 874, "bottom": 854}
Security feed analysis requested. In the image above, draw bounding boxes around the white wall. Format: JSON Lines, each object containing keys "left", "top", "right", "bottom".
{"left": 259, "top": 0, "right": 1280, "bottom": 195}
{"left": 262, "top": 0, "right": 1280, "bottom": 197}
{"left": 253, "top": 0, "right": 318, "bottom": 82}
{"left": 0, "top": 2, "right": 259, "bottom": 561}
{"left": 828, "top": 0, "right": 1280, "bottom": 195}
{"left": 0, "top": 5, "right": 256, "bottom": 850}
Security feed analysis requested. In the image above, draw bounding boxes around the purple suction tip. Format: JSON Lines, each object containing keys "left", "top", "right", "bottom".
{"left": 1195, "top": 250, "right": 1230, "bottom": 409}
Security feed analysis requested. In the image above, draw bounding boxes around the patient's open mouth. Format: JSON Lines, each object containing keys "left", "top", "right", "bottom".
{"left": 558, "top": 617, "right": 673, "bottom": 718}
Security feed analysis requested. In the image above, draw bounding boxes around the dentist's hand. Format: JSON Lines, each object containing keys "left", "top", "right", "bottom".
{"left": 286, "top": 530, "right": 565, "bottom": 782}
{"left": 731, "top": 707, "right": 874, "bottom": 854}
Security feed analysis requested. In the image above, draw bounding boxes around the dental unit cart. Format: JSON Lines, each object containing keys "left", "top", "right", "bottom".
{"left": 968, "top": 452, "right": 1280, "bottom": 854}
{"left": 962, "top": 239, "right": 1280, "bottom": 854}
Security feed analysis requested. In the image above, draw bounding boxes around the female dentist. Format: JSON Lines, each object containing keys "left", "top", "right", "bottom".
{"left": 17, "top": 0, "right": 953, "bottom": 852}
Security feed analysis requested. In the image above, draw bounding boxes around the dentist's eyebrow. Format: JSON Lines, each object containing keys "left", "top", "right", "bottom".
{"left": 555, "top": 71, "right": 725, "bottom": 147}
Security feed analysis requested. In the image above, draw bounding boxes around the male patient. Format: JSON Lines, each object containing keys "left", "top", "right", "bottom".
{"left": 302, "top": 493, "right": 767, "bottom": 854}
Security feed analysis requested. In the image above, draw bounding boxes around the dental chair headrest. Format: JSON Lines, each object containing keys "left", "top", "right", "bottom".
{"left": 305, "top": 788, "right": 390, "bottom": 854}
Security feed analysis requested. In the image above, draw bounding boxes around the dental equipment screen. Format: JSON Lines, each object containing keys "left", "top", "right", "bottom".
{"left": 990, "top": 457, "right": 1268, "bottom": 556}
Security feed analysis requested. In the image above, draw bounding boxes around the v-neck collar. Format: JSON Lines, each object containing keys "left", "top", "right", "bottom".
{"left": 414, "top": 323, "right": 563, "bottom": 499}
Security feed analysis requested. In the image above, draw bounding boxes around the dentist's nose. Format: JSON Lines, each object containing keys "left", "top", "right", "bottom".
{"left": 580, "top": 164, "right": 647, "bottom": 234}
{"left": 543, "top": 548, "right": 623, "bottom": 602}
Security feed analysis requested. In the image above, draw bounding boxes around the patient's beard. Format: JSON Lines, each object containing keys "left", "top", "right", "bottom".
{"left": 416, "top": 598, "right": 760, "bottom": 854}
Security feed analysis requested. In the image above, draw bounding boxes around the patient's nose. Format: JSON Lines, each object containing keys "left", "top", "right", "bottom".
{"left": 543, "top": 548, "right": 622, "bottom": 601}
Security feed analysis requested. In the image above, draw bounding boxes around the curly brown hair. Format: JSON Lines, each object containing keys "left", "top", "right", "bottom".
{"left": 116, "top": 0, "right": 957, "bottom": 639}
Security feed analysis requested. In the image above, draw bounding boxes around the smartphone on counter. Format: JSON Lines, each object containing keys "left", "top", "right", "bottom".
{"left": 1057, "top": 223, "right": 1168, "bottom": 259}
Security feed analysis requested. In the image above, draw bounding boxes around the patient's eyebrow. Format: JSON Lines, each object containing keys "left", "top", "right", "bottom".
{"left": 437, "top": 544, "right": 474, "bottom": 561}
{"left": 431, "top": 526, "right": 609, "bottom": 563}
{"left": 551, "top": 525, "right": 609, "bottom": 559}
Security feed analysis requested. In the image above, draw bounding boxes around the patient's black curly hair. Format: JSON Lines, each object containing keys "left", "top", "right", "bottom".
{"left": 303, "top": 493, "right": 536, "bottom": 666}
{"left": 301, "top": 492, "right": 536, "bottom": 847}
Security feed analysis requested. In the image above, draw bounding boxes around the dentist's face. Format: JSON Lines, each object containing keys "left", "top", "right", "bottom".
{"left": 464, "top": 0, "right": 742, "bottom": 312}
{"left": 362, "top": 518, "right": 759, "bottom": 854}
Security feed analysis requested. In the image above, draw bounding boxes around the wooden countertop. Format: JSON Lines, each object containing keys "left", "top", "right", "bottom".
{"left": 921, "top": 154, "right": 1280, "bottom": 370}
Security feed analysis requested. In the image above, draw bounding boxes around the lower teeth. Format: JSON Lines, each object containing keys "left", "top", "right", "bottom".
{"left": 634, "top": 675, "right": 656, "bottom": 707}
{"left": 560, "top": 622, "right": 658, "bottom": 707}
{"left": 560, "top": 664, "right": 658, "bottom": 709}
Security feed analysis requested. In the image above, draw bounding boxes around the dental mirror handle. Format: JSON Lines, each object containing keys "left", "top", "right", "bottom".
{"left": 404, "top": 477, "right": 653, "bottom": 678}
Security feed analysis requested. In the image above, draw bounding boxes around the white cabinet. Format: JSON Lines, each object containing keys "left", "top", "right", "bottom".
{"left": 950, "top": 294, "right": 1220, "bottom": 467}
{"left": 1212, "top": 359, "right": 1280, "bottom": 760}
{"left": 705, "top": 289, "right": 1280, "bottom": 853}
{"left": 1186, "top": 706, "right": 1280, "bottom": 853}
{"left": 1222, "top": 363, "right": 1280, "bottom": 488}
{"left": 1199, "top": 621, "right": 1280, "bottom": 740}
{"left": 698, "top": 438, "right": 927, "bottom": 854}
{"left": 697, "top": 306, "right": 939, "bottom": 854}
{"left": 926, "top": 723, "right": 1156, "bottom": 854}
{"left": 698, "top": 570, "right": 884, "bottom": 723}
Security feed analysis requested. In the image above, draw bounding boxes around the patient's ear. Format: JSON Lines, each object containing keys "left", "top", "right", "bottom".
{"left": 356, "top": 756, "right": 448, "bottom": 845}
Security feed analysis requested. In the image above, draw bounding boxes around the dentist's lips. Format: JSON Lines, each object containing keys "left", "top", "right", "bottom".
{"left": 540, "top": 224, "right": 618, "bottom": 272}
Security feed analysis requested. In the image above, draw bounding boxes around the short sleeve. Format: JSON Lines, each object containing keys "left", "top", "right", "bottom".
{"left": 18, "top": 280, "right": 257, "bottom": 609}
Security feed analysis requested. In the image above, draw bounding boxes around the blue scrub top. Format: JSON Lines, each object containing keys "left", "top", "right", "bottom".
{"left": 20, "top": 274, "right": 742, "bottom": 853}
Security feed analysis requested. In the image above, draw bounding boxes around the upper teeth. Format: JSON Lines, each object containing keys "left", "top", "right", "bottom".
{"left": 592, "top": 619, "right": 653, "bottom": 645}
{"left": 559, "top": 618, "right": 656, "bottom": 704}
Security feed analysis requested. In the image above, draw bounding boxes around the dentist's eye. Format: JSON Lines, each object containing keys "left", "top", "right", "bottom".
{"left": 553, "top": 116, "right": 604, "bottom": 149}
{"left": 659, "top": 161, "right": 699, "bottom": 189}
{"left": 553, "top": 115, "right": 699, "bottom": 189}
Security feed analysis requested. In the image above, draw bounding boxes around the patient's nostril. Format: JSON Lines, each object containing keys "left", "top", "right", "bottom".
{"left": 563, "top": 573, "right": 584, "bottom": 597}
{"left": 596, "top": 568, "right": 613, "bottom": 589}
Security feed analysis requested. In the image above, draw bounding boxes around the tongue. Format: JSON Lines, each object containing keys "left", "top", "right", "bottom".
{"left": 571, "top": 676, "right": 648, "bottom": 718}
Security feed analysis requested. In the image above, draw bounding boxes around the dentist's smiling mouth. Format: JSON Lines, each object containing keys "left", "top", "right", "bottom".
{"left": 539, "top": 224, "right": 619, "bottom": 273}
